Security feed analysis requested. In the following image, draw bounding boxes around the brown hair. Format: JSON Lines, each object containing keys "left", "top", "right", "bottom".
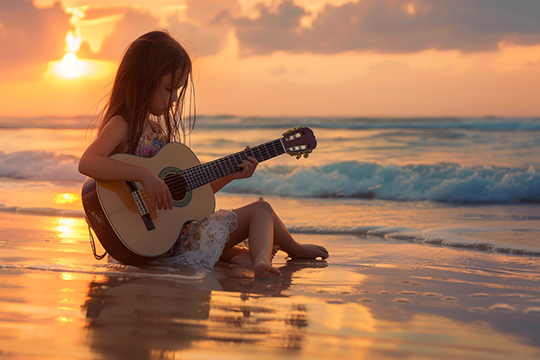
{"left": 96, "top": 30, "right": 194, "bottom": 153}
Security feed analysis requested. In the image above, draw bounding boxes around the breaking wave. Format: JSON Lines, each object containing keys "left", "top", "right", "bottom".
{"left": 1, "top": 149, "right": 539, "bottom": 203}
{"left": 224, "top": 161, "right": 540, "bottom": 204}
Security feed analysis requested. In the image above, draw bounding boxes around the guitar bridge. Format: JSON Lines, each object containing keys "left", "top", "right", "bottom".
{"left": 132, "top": 189, "right": 149, "bottom": 215}
{"left": 126, "top": 181, "right": 155, "bottom": 231}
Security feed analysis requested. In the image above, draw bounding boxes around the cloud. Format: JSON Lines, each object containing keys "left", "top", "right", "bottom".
{"left": 230, "top": 1, "right": 309, "bottom": 56}
{"left": 78, "top": 0, "right": 238, "bottom": 60}
{"left": 229, "top": 0, "right": 540, "bottom": 56}
{"left": 95, "top": 7, "right": 160, "bottom": 60}
{"left": 0, "top": 0, "right": 71, "bottom": 70}
{"left": 167, "top": 0, "right": 240, "bottom": 57}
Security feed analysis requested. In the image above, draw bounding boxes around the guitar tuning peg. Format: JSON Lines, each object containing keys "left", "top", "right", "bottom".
{"left": 282, "top": 126, "right": 302, "bottom": 136}
{"left": 303, "top": 152, "right": 309, "bottom": 158}
{"left": 296, "top": 153, "right": 302, "bottom": 159}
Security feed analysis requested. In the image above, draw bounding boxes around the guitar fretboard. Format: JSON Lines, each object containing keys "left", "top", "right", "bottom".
{"left": 180, "top": 138, "right": 286, "bottom": 191}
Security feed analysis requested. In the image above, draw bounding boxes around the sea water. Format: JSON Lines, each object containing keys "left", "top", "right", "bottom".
{"left": 1, "top": 115, "right": 540, "bottom": 258}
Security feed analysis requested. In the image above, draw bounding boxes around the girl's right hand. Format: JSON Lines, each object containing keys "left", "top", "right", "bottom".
{"left": 140, "top": 170, "right": 174, "bottom": 211}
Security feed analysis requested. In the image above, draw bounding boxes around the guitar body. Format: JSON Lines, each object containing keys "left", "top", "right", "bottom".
{"left": 82, "top": 143, "right": 215, "bottom": 265}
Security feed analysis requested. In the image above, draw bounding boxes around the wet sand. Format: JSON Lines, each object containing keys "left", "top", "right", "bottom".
{"left": 0, "top": 211, "right": 539, "bottom": 360}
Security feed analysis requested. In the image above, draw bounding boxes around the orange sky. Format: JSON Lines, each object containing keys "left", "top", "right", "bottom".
{"left": 1, "top": 0, "right": 539, "bottom": 118}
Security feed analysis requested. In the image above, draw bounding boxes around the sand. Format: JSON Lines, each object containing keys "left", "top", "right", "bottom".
{"left": 0, "top": 210, "right": 539, "bottom": 360}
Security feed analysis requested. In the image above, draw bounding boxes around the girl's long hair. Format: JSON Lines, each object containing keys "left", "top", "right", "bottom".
{"left": 96, "top": 30, "right": 195, "bottom": 153}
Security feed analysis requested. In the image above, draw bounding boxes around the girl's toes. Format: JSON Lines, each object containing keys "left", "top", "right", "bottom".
{"left": 254, "top": 263, "right": 282, "bottom": 279}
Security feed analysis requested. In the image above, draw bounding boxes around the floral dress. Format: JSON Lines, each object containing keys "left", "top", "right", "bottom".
{"left": 131, "top": 133, "right": 238, "bottom": 268}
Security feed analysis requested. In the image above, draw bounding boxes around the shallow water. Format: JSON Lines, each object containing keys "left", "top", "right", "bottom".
{"left": 0, "top": 211, "right": 539, "bottom": 359}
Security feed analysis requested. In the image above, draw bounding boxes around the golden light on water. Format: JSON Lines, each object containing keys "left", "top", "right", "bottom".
{"left": 56, "top": 316, "right": 74, "bottom": 323}
{"left": 61, "top": 272, "right": 75, "bottom": 281}
{"left": 55, "top": 218, "right": 78, "bottom": 242}
{"left": 54, "top": 193, "right": 80, "bottom": 204}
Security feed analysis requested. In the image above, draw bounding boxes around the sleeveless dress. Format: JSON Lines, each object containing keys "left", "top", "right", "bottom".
{"left": 125, "top": 133, "right": 238, "bottom": 268}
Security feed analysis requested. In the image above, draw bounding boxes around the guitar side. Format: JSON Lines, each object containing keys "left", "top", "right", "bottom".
{"left": 82, "top": 143, "right": 216, "bottom": 264}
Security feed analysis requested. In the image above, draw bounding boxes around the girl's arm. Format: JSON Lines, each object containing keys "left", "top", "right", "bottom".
{"left": 78, "top": 116, "right": 174, "bottom": 210}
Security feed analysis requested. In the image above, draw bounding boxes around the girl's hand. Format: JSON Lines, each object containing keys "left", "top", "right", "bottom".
{"left": 233, "top": 146, "right": 258, "bottom": 180}
{"left": 140, "top": 169, "right": 174, "bottom": 211}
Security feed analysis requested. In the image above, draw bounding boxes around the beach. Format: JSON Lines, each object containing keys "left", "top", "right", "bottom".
{"left": 1, "top": 116, "right": 540, "bottom": 359}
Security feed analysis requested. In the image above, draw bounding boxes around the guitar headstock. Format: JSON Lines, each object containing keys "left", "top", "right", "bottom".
{"left": 281, "top": 126, "right": 317, "bottom": 159}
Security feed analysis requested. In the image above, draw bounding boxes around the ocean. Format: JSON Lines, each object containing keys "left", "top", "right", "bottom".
{"left": 1, "top": 116, "right": 540, "bottom": 359}
{"left": 1, "top": 115, "right": 540, "bottom": 255}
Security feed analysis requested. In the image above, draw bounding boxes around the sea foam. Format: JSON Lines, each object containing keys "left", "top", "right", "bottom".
{"left": 0, "top": 150, "right": 84, "bottom": 182}
{"left": 288, "top": 224, "right": 540, "bottom": 257}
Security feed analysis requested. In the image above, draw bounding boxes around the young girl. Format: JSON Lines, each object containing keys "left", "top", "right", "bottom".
{"left": 78, "top": 31, "right": 328, "bottom": 279}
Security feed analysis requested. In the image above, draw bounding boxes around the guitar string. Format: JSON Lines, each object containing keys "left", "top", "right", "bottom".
{"left": 166, "top": 144, "right": 283, "bottom": 194}
{"left": 165, "top": 140, "right": 283, "bottom": 193}
{"left": 160, "top": 139, "right": 286, "bottom": 197}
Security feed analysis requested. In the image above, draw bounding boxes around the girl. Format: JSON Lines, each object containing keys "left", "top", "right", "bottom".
{"left": 78, "top": 31, "right": 328, "bottom": 279}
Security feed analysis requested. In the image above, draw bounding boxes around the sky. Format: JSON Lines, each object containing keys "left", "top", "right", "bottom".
{"left": 0, "top": 0, "right": 539, "bottom": 118}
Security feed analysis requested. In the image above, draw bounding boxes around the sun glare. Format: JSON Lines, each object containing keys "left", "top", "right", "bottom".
{"left": 66, "top": 31, "right": 82, "bottom": 53}
{"left": 44, "top": 28, "right": 115, "bottom": 81}
{"left": 45, "top": 53, "right": 115, "bottom": 81}
{"left": 51, "top": 53, "right": 88, "bottom": 80}
{"left": 406, "top": 3, "right": 417, "bottom": 15}
{"left": 55, "top": 218, "right": 78, "bottom": 241}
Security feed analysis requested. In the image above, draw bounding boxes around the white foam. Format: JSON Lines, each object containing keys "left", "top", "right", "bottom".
{"left": 288, "top": 224, "right": 540, "bottom": 257}
{"left": 0, "top": 150, "right": 84, "bottom": 182}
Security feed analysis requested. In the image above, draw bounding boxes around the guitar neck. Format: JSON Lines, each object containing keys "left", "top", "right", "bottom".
{"left": 182, "top": 138, "right": 286, "bottom": 191}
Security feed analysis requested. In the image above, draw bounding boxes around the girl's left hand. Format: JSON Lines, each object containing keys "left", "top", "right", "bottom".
{"left": 234, "top": 146, "right": 258, "bottom": 179}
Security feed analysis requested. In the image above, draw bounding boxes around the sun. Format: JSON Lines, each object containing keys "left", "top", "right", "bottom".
{"left": 44, "top": 30, "right": 116, "bottom": 81}
{"left": 45, "top": 53, "right": 115, "bottom": 81}
{"left": 49, "top": 53, "right": 89, "bottom": 80}
{"left": 46, "top": 29, "right": 90, "bottom": 80}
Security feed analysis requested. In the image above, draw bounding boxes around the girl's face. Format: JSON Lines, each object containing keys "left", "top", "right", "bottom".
{"left": 149, "top": 72, "right": 187, "bottom": 116}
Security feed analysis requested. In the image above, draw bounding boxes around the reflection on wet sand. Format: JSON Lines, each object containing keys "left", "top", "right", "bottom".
{"left": 2, "top": 217, "right": 539, "bottom": 360}
{"left": 82, "top": 260, "right": 328, "bottom": 359}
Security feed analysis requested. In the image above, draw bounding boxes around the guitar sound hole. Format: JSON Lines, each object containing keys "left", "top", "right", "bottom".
{"left": 163, "top": 172, "right": 187, "bottom": 201}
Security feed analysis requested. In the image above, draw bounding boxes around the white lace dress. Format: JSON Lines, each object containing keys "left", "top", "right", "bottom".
{"left": 112, "top": 132, "right": 239, "bottom": 268}
{"left": 157, "top": 209, "right": 238, "bottom": 268}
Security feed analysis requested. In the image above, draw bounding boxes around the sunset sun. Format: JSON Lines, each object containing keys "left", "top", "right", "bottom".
{"left": 50, "top": 52, "right": 88, "bottom": 80}
{"left": 45, "top": 52, "right": 115, "bottom": 81}
{"left": 44, "top": 29, "right": 115, "bottom": 81}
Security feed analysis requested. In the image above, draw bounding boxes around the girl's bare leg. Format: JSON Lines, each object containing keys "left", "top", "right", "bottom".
{"left": 272, "top": 214, "right": 329, "bottom": 260}
{"left": 223, "top": 201, "right": 282, "bottom": 279}
{"left": 222, "top": 201, "right": 329, "bottom": 277}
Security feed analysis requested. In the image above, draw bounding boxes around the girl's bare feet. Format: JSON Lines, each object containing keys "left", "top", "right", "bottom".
{"left": 254, "top": 261, "right": 282, "bottom": 279}
{"left": 229, "top": 245, "right": 280, "bottom": 265}
{"left": 289, "top": 244, "right": 329, "bottom": 260}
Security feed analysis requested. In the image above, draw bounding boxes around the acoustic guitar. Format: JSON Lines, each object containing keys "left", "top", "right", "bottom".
{"left": 82, "top": 126, "right": 316, "bottom": 265}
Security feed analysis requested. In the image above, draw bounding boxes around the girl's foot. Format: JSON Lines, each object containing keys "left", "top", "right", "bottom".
{"left": 289, "top": 244, "right": 329, "bottom": 260}
{"left": 254, "top": 261, "right": 282, "bottom": 279}
{"left": 230, "top": 245, "right": 280, "bottom": 265}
